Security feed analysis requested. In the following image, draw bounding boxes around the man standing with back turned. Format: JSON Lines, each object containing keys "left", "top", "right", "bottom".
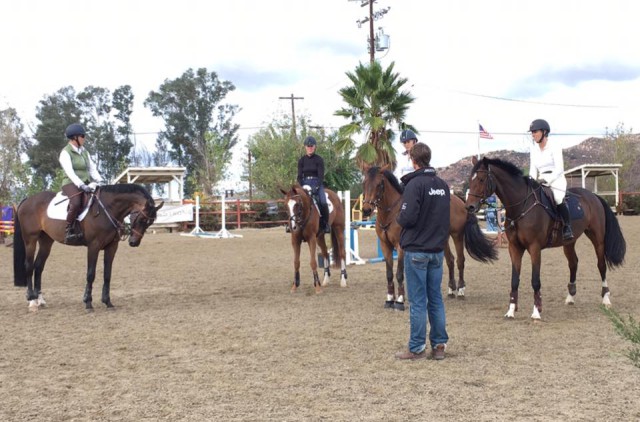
{"left": 395, "top": 142, "right": 450, "bottom": 360}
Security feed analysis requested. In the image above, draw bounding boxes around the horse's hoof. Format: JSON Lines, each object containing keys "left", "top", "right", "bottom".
{"left": 384, "top": 301, "right": 394, "bottom": 309}
{"left": 447, "top": 293, "right": 456, "bottom": 298}
{"left": 85, "top": 308, "right": 95, "bottom": 313}
{"left": 393, "top": 302, "right": 405, "bottom": 311}
{"left": 456, "top": 295, "right": 466, "bottom": 300}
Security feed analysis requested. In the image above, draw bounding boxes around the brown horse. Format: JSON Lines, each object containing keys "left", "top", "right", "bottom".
{"left": 280, "top": 184, "right": 347, "bottom": 293}
{"left": 361, "top": 166, "right": 497, "bottom": 309}
{"left": 13, "top": 184, "right": 163, "bottom": 311}
{"left": 465, "top": 156, "right": 626, "bottom": 319}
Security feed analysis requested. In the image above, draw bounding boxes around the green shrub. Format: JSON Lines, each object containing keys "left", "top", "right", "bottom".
{"left": 601, "top": 306, "right": 640, "bottom": 368}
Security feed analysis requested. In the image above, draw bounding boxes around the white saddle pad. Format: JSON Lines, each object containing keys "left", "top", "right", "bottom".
{"left": 46, "top": 192, "right": 93, "bottom": 221}
{"left": 302, "top": 185, "right": 334, "bottom": 214}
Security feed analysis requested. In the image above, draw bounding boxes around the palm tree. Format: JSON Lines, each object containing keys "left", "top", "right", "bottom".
{"left": 334, "top": 61, "right": 415, "bottom": 169}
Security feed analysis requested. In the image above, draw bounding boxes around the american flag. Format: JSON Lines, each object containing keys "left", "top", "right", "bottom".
{"left": 479, "top": 123, "right": 494, "bottom": 139}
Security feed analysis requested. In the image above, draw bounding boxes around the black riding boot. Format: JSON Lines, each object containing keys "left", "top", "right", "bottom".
{"left": 320, "top": 204, "right": 331, "bottom": 234}
{"left": 557, "top": 201, "right": 574, "bottom": 241}
{"left": 64, "top": 207, "right": 83, "bottom": 244}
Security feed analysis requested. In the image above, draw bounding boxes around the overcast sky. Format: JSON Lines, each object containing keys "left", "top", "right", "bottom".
{"left": 2, "top": 0, "right": 639, "bottom": 179}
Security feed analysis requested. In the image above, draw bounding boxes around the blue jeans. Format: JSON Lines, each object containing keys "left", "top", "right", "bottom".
{"left": 404, "top": 250, "right": 449, "bottom": 353}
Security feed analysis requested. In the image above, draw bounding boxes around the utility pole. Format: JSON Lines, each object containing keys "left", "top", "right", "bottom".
{"left": 353, "top": 0, "right": 390, "bottom": 63}
{"left": 279, "top": 93, "right": 304, "bottom": 141}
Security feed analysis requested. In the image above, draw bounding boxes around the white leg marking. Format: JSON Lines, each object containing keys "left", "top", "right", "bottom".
{"left": 340, "top": 260, "right": 347, "bottom": 288}
{"left": 37, "top": 293, "right": 47, "bottom": 307}
{"left": 28, "top": 300, "right": 39, "bottom": 312}
{"left": 448, "top": 287, "right": 454, "bottom": 295}
{"left": 386, "top": 294, "right": 395, "bottom": 302}
{"left": 504, "top": 303, "right": 516, "bottom": 318}
{"left": 565, "top": 294, "right": 575, "bottom": 305}
{"left": 531, "top": 305, "right": 542, "bottom": 320}
{"left": 396, "top": 295, "right": 404, "bottom": 303}
{"left": 602, "top": 291, "right": 612, "bottom": 308}
{"left": 457, "top": 287, "right": 465, "bottom": 297}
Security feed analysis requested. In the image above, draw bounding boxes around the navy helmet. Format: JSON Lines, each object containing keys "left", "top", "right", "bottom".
{"left": 400, "top": 129, "right": 418, "bottom": 144}
{"left": 303, "top": 136, "right": 317, "bottom": 147}
{"left": 65, "top": 123, "right": 86, "bottom": 139}
{"left": 529, "top": 119, "right": 550, "bottom": 134}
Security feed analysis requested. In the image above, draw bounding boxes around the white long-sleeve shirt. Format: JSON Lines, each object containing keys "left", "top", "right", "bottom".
{"left": 529, "top": 140, "right": 567, "bottom": 204}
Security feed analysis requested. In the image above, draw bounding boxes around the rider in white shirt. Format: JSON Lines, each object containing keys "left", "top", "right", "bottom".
{"left": 395, "top": 129, "right": 419, "bottom": 182}
{"left": 528, "top": 119, "right": 573, "bottom": 240}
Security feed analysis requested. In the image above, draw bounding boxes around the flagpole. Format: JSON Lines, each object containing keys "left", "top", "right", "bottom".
{"left": 477, "top": 120, "right": 480, "bottom": 159}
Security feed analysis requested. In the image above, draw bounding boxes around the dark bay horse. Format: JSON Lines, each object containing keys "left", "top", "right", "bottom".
{"left": 13, "top": 184, "right": 163, "bottom": 311}
{"left": 280, "top": 184, "right": 347, "bottom": 293}
{"left": 361, "top": 166, "right": 497, "bottom": 309}
{"left": 465, "top": 156, "right": 626, "bottom": 319}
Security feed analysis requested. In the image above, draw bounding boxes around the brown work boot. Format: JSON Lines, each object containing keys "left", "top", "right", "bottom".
{"left": 431, "top": 344, "right": 446, "bottom": 360}
{"left": 394, "top": 349, "right": 426, "bottom": 360}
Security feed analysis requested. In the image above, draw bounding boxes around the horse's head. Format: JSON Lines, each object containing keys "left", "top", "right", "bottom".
{"left": 361, "top": 165, "right": 386, "bottom": 218}
{"left": 128, "top": 199, "right": 164, "bottom": 247}
{"left": 280, "top": 185, "right": 310, "bottom": 232}
{"left": 466, "top": 156, "right": 494, "bottom": 214}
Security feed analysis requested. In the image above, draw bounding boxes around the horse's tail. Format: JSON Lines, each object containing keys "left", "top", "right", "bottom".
{"left": 598, "top": 195, "right": 626, "bottom": 269}
{"left": 330, "top": 229, "right": 341, "bottom": 268}
{"left": 463, "top": 212, "right": 498, "bottom": 263}
{"left": 13, "top": 206, "right": 27, "bottom": 286}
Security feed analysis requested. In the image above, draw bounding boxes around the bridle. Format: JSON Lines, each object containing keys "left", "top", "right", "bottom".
{"left": 363, "top": 177, "right": 385, "bottom": 210}
{"left": 363, "top": 173, "right": 402, "bottom": 235}
{"left": 129, "top": 206, "right": 156, "bottom": 239}
{"left": 469, "top": 164, "right": 543, "bottom": 227}
{"left": 288, "top": 192, "right": 312, "bottom": 232}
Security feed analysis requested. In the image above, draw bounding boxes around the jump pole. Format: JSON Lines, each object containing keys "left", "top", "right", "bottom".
{"left": 341, "top": 190, "right": 366, "bottom": 265}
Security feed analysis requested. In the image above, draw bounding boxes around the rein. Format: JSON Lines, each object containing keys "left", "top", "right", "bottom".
{"left": 365, "top": 176, "right": 402, "bottom": 239}
{"left": 92, "top": 191, "right": 130, "bottom": 241}
{"left": 289, "top": 193, "right": 313, "bottom": 237}
{"left": 472, "top": 166, "right": 550, "bottom": 229}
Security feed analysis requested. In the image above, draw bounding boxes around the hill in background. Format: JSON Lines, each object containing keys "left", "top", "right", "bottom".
{"left": 437, "top": 135, "right": 640, "bottom": 194}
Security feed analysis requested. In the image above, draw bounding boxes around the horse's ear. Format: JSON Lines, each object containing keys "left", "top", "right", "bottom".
{"left": 155, "top": 201, "right": 164, "bottom": 211}
{"left": 472, "top": 156, "right": 478, "bottom": 165}
{"left": 279, "top": 188, "right": 287, "bottom": 196}
{"left": 381, "top": 164, "right": 391, "bottom": 172}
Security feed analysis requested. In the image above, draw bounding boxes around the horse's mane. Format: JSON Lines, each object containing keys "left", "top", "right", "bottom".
{"left": 101, "top": 184, "right": 154, "bottom": 204}
{"left": 367, "top": 166, "right": 404, "bottom": 194}
{"left": 474, "top": 157, "right": 524, "bottom": 178}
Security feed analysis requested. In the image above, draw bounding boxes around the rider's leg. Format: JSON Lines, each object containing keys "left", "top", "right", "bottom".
{"left": 317, "top": 185, "right": 330, "bottom": 233}
{"left": 557, "top": 200, "right": 573, "bottom": 240}
{"left": 62, "top": 184, "right": 82, "bottom": 243}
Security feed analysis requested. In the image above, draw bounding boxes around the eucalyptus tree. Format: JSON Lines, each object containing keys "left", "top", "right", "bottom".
{"left": 245, "top": 115, "right": 359, "bottom": 198}
{"left": 334, "top": 61, "right": 415, "bottom": 169}
{"left": 144, "top": 67, "right": 239, "bottom": 196}
{"left": 0, "top": 108, "right": 32, "bottom": 203}
{"left": 28, "top": 85, "right": 134, "bottom": 187}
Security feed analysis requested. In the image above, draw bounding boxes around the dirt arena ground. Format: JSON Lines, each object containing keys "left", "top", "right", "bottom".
{"left": 1, "top": 217, "right": 639, "bottom": 421}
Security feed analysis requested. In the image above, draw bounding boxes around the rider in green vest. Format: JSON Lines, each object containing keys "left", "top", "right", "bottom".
{"left": 59, "top": 123, "right": 104, "bottom": 244}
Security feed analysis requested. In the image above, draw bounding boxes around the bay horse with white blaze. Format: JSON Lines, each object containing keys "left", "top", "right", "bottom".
{"left": 465, "top": 156, "right": 626, "bottom": 319}
{"left": 361, "top": 165, "right": 497, "bottom": 310}
{"left": 13, "top": 184, "right": 163, "bottom": 311}
{"left": 281, "top": 184, "right": 347, "bottom": 293}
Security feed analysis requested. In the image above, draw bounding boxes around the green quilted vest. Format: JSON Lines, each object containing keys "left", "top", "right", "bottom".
{"left": 62, "top": 144, "right": 91, "bottom": 186}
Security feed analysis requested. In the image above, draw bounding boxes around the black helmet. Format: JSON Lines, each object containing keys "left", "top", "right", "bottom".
{"left": 65, "top": 123, "right": 86, "bottom": 139}
{"left": 400, "top": 129, "right": 418, "bottom": 143}
{"left": 303, "top": 136, "right": 317, "bottom": 147}
{"left": 529, "top": 119, "right": 550, "bottom": 133}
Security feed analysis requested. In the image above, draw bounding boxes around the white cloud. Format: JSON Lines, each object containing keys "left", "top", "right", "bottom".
{"left": 2, "top": 0, "right": 639, "bottom": 175}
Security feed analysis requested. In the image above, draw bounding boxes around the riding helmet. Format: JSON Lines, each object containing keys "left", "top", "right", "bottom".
{"left": 400, "top": 129, "right": 418, "bottom": 143}
{"left": 529, "top": 119, "right": 550, "bottom": 133}
{"left": 65, "top": 123, "right": 86, "bottom": 139}
{"left": 303, "top": 136, "right": 317, "bottom": 147}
